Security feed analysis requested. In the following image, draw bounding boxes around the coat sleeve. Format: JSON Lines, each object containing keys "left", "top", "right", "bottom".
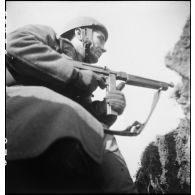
{"left": 6, "top": 25, "right": 81, "bottom": 88}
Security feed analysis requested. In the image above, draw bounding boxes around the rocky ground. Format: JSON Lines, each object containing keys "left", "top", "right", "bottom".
{"left": 135, "top": 17, "right": 190, "bottom": 194}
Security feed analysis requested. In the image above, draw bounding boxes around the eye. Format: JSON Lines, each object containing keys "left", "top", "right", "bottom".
{"left": 100, "top": 36, "right": 105, "bottom": 43}
{"left": 97, "top": 35, "right": 105, "bottom": 44}
{"left": 99, "top": 36, "right": 104, "bottom": 42}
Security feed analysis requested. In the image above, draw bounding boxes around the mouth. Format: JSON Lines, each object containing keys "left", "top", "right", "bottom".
{"left": 95, "top": 51, "right": 101, "bottom": 58}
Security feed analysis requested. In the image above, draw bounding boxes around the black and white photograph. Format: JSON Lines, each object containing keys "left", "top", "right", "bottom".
{"left": 5, "top": 1, "right": 190, "bottom": 194}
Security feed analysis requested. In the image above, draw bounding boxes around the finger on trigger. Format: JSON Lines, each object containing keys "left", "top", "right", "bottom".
{"left": 116, "top": 82, "right": 126, "bottom": 91}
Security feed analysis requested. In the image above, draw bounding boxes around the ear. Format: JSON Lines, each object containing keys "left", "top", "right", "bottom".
{"left": 74, "top": 28, "right": 83, "bottom": 41}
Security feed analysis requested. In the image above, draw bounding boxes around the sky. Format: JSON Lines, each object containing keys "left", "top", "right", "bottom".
{"left": 5, "top": 1, "right": 190, "bottom": 180}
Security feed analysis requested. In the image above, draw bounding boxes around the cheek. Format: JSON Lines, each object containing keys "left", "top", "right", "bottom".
{"left": 92, "top": 42, "right": 99, "bottom": 49}
{"left": 92, "top": 37, "right": 102, "bottom": 48}
{"left": 89, "top": 43, "right": 98, "bottom": 53}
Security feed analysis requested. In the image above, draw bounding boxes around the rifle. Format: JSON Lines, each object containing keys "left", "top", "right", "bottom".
{"left": 73, "top": 62, "right": 174, "bottom": 136}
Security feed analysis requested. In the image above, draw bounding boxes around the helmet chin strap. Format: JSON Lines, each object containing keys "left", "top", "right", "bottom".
{"left": 80, "top": 28, "right": 98, "bottom": 63}
{"left": 81, "top": 28, "right": 93, "bottom": 46}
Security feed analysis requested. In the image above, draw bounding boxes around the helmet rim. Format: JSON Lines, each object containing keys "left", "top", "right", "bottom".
{"left": 60, "top": 16, "right": 108, "bottom": 41}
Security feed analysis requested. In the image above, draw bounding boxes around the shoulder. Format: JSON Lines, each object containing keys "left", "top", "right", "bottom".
{"left": 8, "top": 24, "right": 57, "bottom": 38}
{"left": 27, "top": 24, "right": 56, "bottom": 36}
{"left": 8, "top": 24, "right": 58, "bottom": 46}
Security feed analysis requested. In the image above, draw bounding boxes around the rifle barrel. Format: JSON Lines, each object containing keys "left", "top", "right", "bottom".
{"left": 126, "top": 74, "right": 174, "bottom": 90}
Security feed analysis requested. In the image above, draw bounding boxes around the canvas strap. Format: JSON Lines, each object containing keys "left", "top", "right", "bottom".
{"left": 104, "top": 88, "right": 162, "bottom": 136}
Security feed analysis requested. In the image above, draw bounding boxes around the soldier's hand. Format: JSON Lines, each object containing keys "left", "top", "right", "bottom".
{"left": 105, "top": 82, "right": 126, "bottom": 115}
{"left": 74, "top": 69, "right": 106, "bottom": 95}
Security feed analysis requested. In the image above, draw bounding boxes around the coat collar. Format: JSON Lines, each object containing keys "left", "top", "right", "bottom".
{"left": 58, "top": 37, "right": 79, "bottom": 61}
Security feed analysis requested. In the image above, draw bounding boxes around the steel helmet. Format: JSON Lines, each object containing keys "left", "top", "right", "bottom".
{"left": 60, "top": 16, "right": 108, "bottom": 41}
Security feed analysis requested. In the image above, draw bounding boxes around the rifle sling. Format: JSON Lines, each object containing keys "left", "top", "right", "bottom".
{"left": 104, "top": 88, "right": 162, "bottom": 136}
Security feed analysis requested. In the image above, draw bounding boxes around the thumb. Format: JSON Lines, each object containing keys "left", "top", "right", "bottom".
{"left": 116, "top": 82, "right": 126, "bottom": 91}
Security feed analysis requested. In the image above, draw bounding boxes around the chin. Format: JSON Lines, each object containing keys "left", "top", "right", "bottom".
{"left": 87, "top": 55, "right": 99, "bottom": 63}
{"left": 90, "top": 58, "right": 98, "bottom": 64}
{"left": 85, "top": 50, "right": 99, "bottom": 63}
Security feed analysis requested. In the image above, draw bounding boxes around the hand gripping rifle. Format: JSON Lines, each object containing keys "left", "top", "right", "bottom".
{"left": 73, "top": 62, "right": 174, "bottom": 136}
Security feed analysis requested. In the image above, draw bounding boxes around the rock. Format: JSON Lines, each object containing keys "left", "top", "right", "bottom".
{"left": 135, "top": 17, "right": 190, "bottom": 194}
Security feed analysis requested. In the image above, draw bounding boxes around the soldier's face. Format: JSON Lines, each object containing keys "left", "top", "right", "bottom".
{"left": 87, "top": 30, "right": 106, "bottom": 63}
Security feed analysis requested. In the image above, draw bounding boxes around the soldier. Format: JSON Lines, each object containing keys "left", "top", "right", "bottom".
{"left": 6, "top": 16, "right": 137, "bottom": 193}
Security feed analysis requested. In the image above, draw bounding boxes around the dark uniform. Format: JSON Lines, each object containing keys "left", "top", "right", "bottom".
{"left": 6, "top": 23, "right": 137, "bottom": 193}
